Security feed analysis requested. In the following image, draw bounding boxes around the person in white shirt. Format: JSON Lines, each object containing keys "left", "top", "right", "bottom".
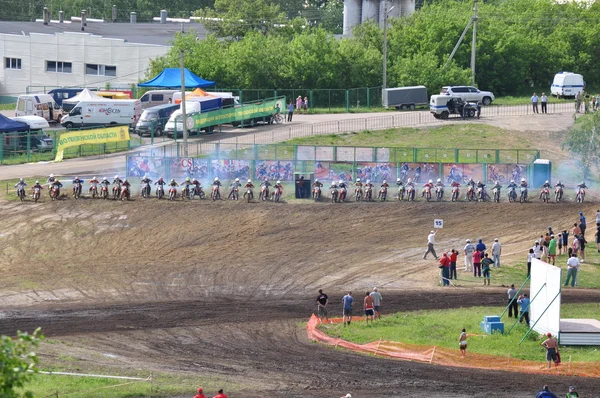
{"left": 463, "top": 239, "right": 475, "bottom": 271}
{"left": 369, "top": 287, "right": 383, "bottom": 320}
{"left": 491, "top": 238, "right": 502, "bottom": 268}
{"left": 564, "top": 253, "right": 580, "bottom": 287}
{"left": 423, "top": 230, "right": 438, "bottom": 260}
{"left": 531, "top": 92, "right": 539, "bottom": 113}
{"left": 541, "top": 92, "right": 548, "bottom": 114}
{"left": 532, "top": 240, "right": 541, "bottom": 260}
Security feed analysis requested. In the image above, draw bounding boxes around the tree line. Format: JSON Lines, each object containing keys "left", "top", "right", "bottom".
{"left": 147, "top": 0, "right": 600, "bottom": 97}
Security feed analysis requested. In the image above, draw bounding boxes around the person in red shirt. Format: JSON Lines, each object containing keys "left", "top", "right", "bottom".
{"left": 194, "top": 387, "right": 207, "bottom": 398}
{"left": 439, "top": 252, "right": 451, "bottom": 286}
{"left": 472, "top": 249, "right": 482, "bottom": 278}
{"left": 449, "top": 249, "right": 458, "bottom": 280}
{"left": 213, "top": 389, "right": 228, "bottom": 398}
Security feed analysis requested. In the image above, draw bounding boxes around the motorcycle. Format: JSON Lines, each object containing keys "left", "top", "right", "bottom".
{"left": 121, "top": 185, "right": 130, "bottom": 201}
{"left": 259, "top": 186, "right": 269, "bottom": 201}
{"left": 364, "top": 186, "right": 373, "bottom": 201}
{"left": 141, "top": 182, "right": 151, "bottom": 198}
{"left": 540, "top": 187, "right": 550, "bottom": 203}
{"left": 355, "top": 187, "right": 363, "bottom": 202}
{"left": 50, "top": 185, "right": 60, "bottom": 201}
{"left": 435, "top": 186, "right": 444, "bottom": 202}
{"left": 451, "top": 185, "right": 460, "bottom": 202}
{"left": 156, "top": 184, "right": 165, "bottom": 200}
{"left": 576, "top": 188, "right": 585, "bottom": 203}
{"left": 330, "top": 186, "right": 338, "bottom": 203}
{"left": 181, "top": 185, "right": 191, "bottom": 200}
{"left": 466, "top": 185, "right": 475, "bottom": 202}
{"left": 397, "top": 186, "right": 406, "bottom": 201}
{"left": 32, "top": 186, "right": 41, "bottom": 203}
{"left": 378, "top": 186, "right": 388, "bottom": 202}
{"left": 407, "top": 185, "right": 415, "bottom": 202}
{"left": 112, "top": 185, "right": 121, "bottom": 200}
{"left": 245, "top": 187, "right": 254, "bottom": 203}
{"left": 313, "top": 186, "right": 321, "bottom": 202}
{"left": 168, "top": 186, "right": 177, "bottom": 201}
{"left": 554, "top": 186, "right": 563, "bottom": 202}
{"left": 519, "top": 186, "right": 528, "bottom": 203}
{"left": 507, "top": 186, "right": 517, "bottom": 203}
{"left": 493, "top": 187, "right": 501, "bottom": 203}
{"left": 272, "top": 186, "right": 282, "bottom": 202}
{"left": 423, "top": 185, "right": 432, "bottom": 202}
{"left": 73, "top": 183, "right": 82, "bottom": 199}
{"left": 17, "top": 186, "right": 25, "bottom": 202}
{"left": 100, "top": 184, "right": 109, "bottom": 199}
{"left": 338, "top": 186, "right": 347, "bottom": 202}
{"left": 191, "top": 185, "right": 205, "bottom": 200}
{"left": 89, "top": 183, "right": 98, "bottom": 199}
{"left": 476, "top": 187, "right": 488, "bottom": 202}
{"left": 228, "top": 186, "right": 239, "bottom": 201}
{"left": 211, "top": 185, "right": 221, "bottom": 201}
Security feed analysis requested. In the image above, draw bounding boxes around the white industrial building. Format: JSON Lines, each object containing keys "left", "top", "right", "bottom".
{"left": 0, "top": 20, "right": 199, "bottom": 99}
{"left": 343, "top": 0, "right": 416, "bottom": 35}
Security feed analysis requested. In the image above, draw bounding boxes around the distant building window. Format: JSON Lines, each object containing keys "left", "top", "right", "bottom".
{"left": 46, "top": 61, "right": 72, "bottom": 74}
{"left": 4, "top": 57, "right": 21, "bottom": 70}
{"left": 86, "top": 64, "right": 117, "bottom": 77}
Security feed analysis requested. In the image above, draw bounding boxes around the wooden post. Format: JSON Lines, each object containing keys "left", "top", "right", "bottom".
{"left": 430, "top": 346, "right": 436, "bottom": 364}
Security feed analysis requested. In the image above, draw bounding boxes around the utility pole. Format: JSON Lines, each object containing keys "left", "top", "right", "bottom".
{"left": 382, "top": 2, "right": 394, "bottom": 107}
{"left": 471, "top": 0, "right": 478, "bottom": 86}
{"left": 180, "top": 50, "right": 188, "bottom": 157}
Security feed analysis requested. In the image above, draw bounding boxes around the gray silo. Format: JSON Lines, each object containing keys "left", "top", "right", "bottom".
{"left": 362, "top": 0, "right": 380, "bottom": 23}
{"left": 343, "top": 0, "right": 362, "bottom": 35}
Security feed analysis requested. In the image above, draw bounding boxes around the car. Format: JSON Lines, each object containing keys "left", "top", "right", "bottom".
{"left": 440, "top": 86, "right": 495, "bottom": 105}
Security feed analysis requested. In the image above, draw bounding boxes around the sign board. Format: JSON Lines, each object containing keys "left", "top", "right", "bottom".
{"left": 434, "top": 219, "right": 444, "bottom": 228}
{"left": 55, "top": 126, "right": 130, "bottom": 162}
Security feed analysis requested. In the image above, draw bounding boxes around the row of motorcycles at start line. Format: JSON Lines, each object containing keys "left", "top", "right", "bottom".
{"left": 314, "top": 178, "right": 588, "bottom": 203}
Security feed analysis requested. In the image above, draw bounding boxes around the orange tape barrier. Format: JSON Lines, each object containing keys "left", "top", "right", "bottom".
{"left": 306, "top": 315, "right": 600, "bottom": 378}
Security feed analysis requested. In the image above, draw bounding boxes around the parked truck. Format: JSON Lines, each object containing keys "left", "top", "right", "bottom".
{"left": 165, "top": 97, "right": 223, "bottom": 138}
{"left": 383, "top": 86, "right": 428, "bottom": 110}
{"left": 60, "top": 99, "right": 142, "bottom": 129}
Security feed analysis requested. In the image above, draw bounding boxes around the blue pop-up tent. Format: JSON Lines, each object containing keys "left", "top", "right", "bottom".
{"left": 138, "top": 68, "right": 215, "bottom": 88}
{"left": 0, "top": 114, "right": 28, "bottom": 132}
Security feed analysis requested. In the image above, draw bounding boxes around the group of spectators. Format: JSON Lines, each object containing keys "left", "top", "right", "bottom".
{"left": 316, "top": 288, "right": 383, "bottom": 327}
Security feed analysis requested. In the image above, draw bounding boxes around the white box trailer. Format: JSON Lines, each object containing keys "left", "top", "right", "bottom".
{"left": 383, "top": 86, "right": 428, "bottom": 110}
{"left": 60, "top": 100, "right": 142, "bottom": 129}
{"left": 551, "top": 72, "right": 585, "bottom": 98}
{"left": 15, "top": 94, "right": 62, "bottom": 123}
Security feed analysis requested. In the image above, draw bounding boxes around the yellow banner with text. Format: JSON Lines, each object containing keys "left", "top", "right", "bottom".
{"left": 54, "top": 127, "right": 130, "bottom": 162}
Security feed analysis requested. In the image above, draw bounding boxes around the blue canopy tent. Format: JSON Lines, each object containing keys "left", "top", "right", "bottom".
{"left": 138, "top": 68, "right": 215, "bottom": 88}
{"left": 0, "top": 114, "right": 28, "bottom": 132}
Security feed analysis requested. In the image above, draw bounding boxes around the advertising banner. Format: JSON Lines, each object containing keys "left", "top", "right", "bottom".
{"left": 55, "top": 126, "right": 130, "bottom": 162}
{"left": 187, "top": 97, "right": 285, "bottom": 130}
{"left": 255, "top": 160, "right": 294, "bottom": 181}
{"left": 356, "top": 163, "right": 396, "bottom": 183}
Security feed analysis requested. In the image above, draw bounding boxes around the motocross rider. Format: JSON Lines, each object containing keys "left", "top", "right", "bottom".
{"left": 31, "top": 180, "right": 43, "bottom": 196}
{"left": 155, "top": 177, "right": 167, "bottom": 187}
{"left": 99, "top": 177, "right": 110, "bottom": 190}
{"left": 229, "top": 178, "right": 242, "bottom": 199}
{"left": 15, "top": 178, "right": 27, "bottom": 189}
{"left": 396, "top": 178, "right": 404, "bottom": 188}
{"left": 355, "top": 178, "right": 363, "bottom": 189}
{"left": 72, "top": 176, "right": 84, "bottom": 195}
{"left": 519, "top": 178, "right": 529, "bottom": 188}
{"left": 168, "top": 178, "right": 179, "bottom": 188}
{"left": 476, "top": 180, "right": 487, "bottom": 198}
{"left": 89, "top": 176, "right": 100, "bottom": 193}
{"left": 555, "top": 180, "right": 565, "bottom": 190}
{"left": 422, "top": 179, "right": 434, "bottom": 197}
{"left": 435, "top": 178, "right": 445, "bottom": 192}
{"left": 539, "top": 180, "right": 552, "bottom": 198}
{"left": 50, "top": 178, "right": 63, "bottom": 196}
{"left": 507, "top": 179, "right": 518, "bottom": 190}
{"left": 121, "top": 178, "right": 131, "bottom": 192}
{"left": 141, "top": 175, "right": 153, "bottom": 185}
{"left": 577, "top": 181, "right": 588, "bottom": 190}
{"left": 273, "top": 180, "right": 284, "bottom": 194}
{"left": 491, "top": 180, "right": 502, "bottom": 192}
{"left": 312, "top": 179, "right": 323, "bottom": 189}
{"left": 244, "top": 179, "right": 255, "bottom": 189}
{"left": 46, "top": 174, "right": 56, "bottom": 196}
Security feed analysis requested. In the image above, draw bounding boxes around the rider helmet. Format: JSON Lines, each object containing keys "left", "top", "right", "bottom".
{"left": 339, "top": 180, "right": 343, "bottom": 184}
{"left": 437, "top": 178, "right": 441, "bottom": 183}
{"left": 103, "top": 177, "right": 107, "bottom": 181}
{"left": 214, "top": 177, "right": 219, "bottom": 181}
{"left": 19, "top": 178, "right": 23, "bottom": 182}
{"left": 366, "top": 180, "right": 371, "bottom": 184}
{"left": 495, "top": 181, "right": 499, "bottom": 185}
{"left": 397, "top": 178, "right": 401, "bottom": 182}
{"left": 510, "top": 179, "right": 514, "bottom": 183}
{"left": 545, "top": 180, "right": 549, "bottom": 184}
{"left": 356, "top": 178, "right": 361, "bottom": 182}
{"left": 235, "top": 178, "right": 239, "bottom": 182}
{"left": 50, "top": 174, "right": 54, "bottom": 178}
{"left": 115, "top": 175, "right": 119, "bottom": 179}
{"left": 407, "top": 178, "right": 412, "bottom": 183}
{"left": 428, "top": 179, "right": 433, "bottom": 184}
{"left": 247, "top": 179, "right": 252, "bottom": 183}
{"left": 315, "top": 178, "right": 319, "bottom": 182}
{"left": 556, "top": 180, "right": 561, "bottom": 184}
{"left": 521, "top": 178, "right": 526, "bottom": 182}
{"left": 143, "top": 175, "right": 147, "bottom": 180}
{"left": 75, "top": 176, "right": 79, "bottom": 180}
{"left": 277, "top": 180, "right": 281, "bottom": 184}
{"left": 383, "top": 180, "right": 387, "bottom": 184}
{"left": 35, "top": 180, "right": 39, "bottom": 184}
{"left": 92, "top": 176, "right": 96, "bottom": 181}
{"left": 581, "top": 181, "right": 585, "bottom": 185}
{"left": 171, "top": 178, "right": 175, "bottom": 182}
{"left": 159, "top": 177, "right": 164, "bottom": 181}
{"left": 186, "top": 177, "right": 191, "bottom": 181}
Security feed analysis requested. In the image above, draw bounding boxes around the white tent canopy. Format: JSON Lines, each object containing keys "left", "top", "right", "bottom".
{"left": 63, "top": 88, "right": 104, "bottom": 104}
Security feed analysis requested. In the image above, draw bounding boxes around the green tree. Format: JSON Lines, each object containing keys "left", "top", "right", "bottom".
{"left": 318, "top": 0, "right": 343, "bottom": 34}
{"left": 563, "top": 113, "right": 600, "bottom": 180}
{"left": 0, "top": 328, "right": 44, "bottom": 398}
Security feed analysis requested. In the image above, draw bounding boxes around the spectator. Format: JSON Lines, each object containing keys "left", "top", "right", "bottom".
{"left": 596, "top": 222, "right": 600, "bottom": 253}
{"left": 213, "top": 389, "right": 228, "bottom": 398}
{"left": 481, "top": 253, "right": 493, "bottom": 285}
{"left": 571, "top": 235, "right": 581, "bottom": 259}
{"left": 440, "top": 252, "right": 451, "bottom": 286}
{"left": 507, "top": 284, "right": 519, "bottom": 318}
{"left": 541, "top": 92, "right": 548, "bottom": 114}
{"left": 342, "top": 291, "right": 354, "bottom": 326}
{"left": 303, "top": 96, "right": 309, "bottom": 114}
{"left": 423, "top": 230, "right": 439, "bottom": 260}
{"left": 536, "top": 385, "right": 558, "bottom": 398}
{"left": 527, "top": 248, "right": 534, "bottom": 277}
{"left": 579, "top": 234, "right": 587, "bottom": 263}
{"left": 562, "top": 230, "right": 569, "bottom": 251}
{"left": 548, "top": 226, "right": 555, "bottom": 236}
{"left": 531, "top": 92, "right": 539, "bottom": 113}
{"left": 566, "top": 386, "right": 579, "bottom": 398}
{"left": 463, "top": 239, "right": 475, "bottom": 272}
{"left": 575, "top": 91, "right": 582, "bottom": 113}
{"left": 572, "top": 223, "right": 581, "bottom": 238}
{"left": 579, "top": 211, "right": 587, "bottom": 238}
{"left": 194, "top": 387, "right": 207, "bottom": 398}
{"left": 541, "top": 240, "right": 549, "bottom": 263}
{"left": 491, "top": 238, "right": 502, "bottom": 268}
{"left": 532, "top": 240, "right": 541, "bottom": 260}
{"left": 557, "top": 232, "right": 563, "bottom": 255}
{"left": 363, "top": 292, "right": 375, "bottom": 325}
{"left": 548, "top": 235, "right": 557, "bottom": 265}
{"left": 473, "top": 249, "right": 482, "bottom": 278}
{"left": 541, "top": 332, "right": 559, "bottom": 368}
{"left": 286, "top": 102, "right": 295, "bottom": 122}
{"left": 517, "top": 294, "right": 530, "bottom": 327}
{"left": 370, "top": 287, "right": 382, "bottom": 320}
{"left": 459, "top": 328, "right": 468, "bottom": 358}
{"left": 449, "top": 249, "right": 458, "bottom": 279}
{"left": 476, "top": 238, "right": 486, "bottom": 254}
{"left": 295, "top": 96, "right": 303, "bottom": 114}
{"left": 564, "top": 253, "right": 580, "bottom": 287}
{"left": 316, "top": 289, "right": 329, "bottom": 323}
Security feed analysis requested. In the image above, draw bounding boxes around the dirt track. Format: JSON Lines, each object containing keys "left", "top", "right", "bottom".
{"left": 1, "top": 198, "right": 600, "bottom": 397}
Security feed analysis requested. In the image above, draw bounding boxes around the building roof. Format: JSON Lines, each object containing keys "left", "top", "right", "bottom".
{"left": 0, "top": 21, "right": 207, "bottom": 46}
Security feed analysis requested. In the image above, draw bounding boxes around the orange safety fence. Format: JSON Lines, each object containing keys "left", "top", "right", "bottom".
{"left": 306, "top": 315, "right": 600, "bottom": 378}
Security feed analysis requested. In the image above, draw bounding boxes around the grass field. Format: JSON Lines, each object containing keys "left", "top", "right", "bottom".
{"left": 320, "top": 303, "right": 600, "bottom": 363}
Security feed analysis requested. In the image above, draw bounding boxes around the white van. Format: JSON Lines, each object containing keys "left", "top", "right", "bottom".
{"left": 60, "top": 100, "right": 142, "bottom": 129}
{"left": 140, "top": 90, "right": 178, "bottom": 109}
{"left": 15, "top": 94, "right": 62, "bottom": 123}
{"left": 551, "top": 72, "right": 585, "bottom": 98}
{"left": 11, "top": 115, "right": 50, "bottom": 131}
{"left": 165, "top": 102, "right": 201, "bottom": 137}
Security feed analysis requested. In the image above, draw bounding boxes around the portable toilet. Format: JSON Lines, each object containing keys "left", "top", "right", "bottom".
{"left": 532, "top": 159, "right": 551, "bottom": 188}
{"left": 294, "top": 172, "right": 313, "bottom": 199}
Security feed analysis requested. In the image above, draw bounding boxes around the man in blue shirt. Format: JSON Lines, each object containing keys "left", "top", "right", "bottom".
{"left": 517, "top": 294, "right": 531, "bottom": 327}
{"left": 342, "top": 292, "right": 354, "bottom": 326}
{"left": 579, "top": 211, "right": 587, "bottom": 238}
{"left": 286, "top": 102, "right": 295, "bottom": 122}
{"left": 536, "top": 385, "right": 558, "bottom": 398}
{"left": 476, "top": 238, "right": 486, "bottom": 254}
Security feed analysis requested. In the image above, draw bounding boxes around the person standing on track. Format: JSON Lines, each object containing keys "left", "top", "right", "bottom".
{"left": 579, "top": 212, "right": 587, "bottom": 238}
{"left": 507, "top": 284, "right": 519, "bottom": 318}
{"left": 342, "top": 291, "right": 354, "bottom": 326}
{"left": 440, "top": 252, "right": 451, "bottom": 286}
{"left": 536, "top": 385, "right": 558, "bottom": 398}
{"left": 476, "top": 238, "right": 486, "bottom": 254}
{"left": 194, "top": 387, "right": 207, "bottom": 398}
{"left": 423, "top": 230, "right": 439, "bottom": 260}
{"left": 459, "top": 328, "right": 468, "bottom": 358}
{"left": 472, "top": 249, "right": 482, "bottom": 278}
{"left": 566, "top": 385, "right": 579, "bottom": 398}
{"left": 316, "top": 289, "right": 329, "bottom": 323}
{"left": 449, "top": 249, "right": 458, "bottom": 280}
{"left": 213, "top": 389, "right": 228, "bottom": 398}
{"left": 369, "top": 287, "right": 382, "bottom": 320}
{"left": 491, "top": 238, "right": 502, "bottom": 268}
{"left": 464, "top": 239, "right": 475, "bottom": 272}
{"left": 363, "top": 292, "right": 375, "bottom": 325}
{"left": 541, "top": 332, "right": 559, "bottom": 368}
